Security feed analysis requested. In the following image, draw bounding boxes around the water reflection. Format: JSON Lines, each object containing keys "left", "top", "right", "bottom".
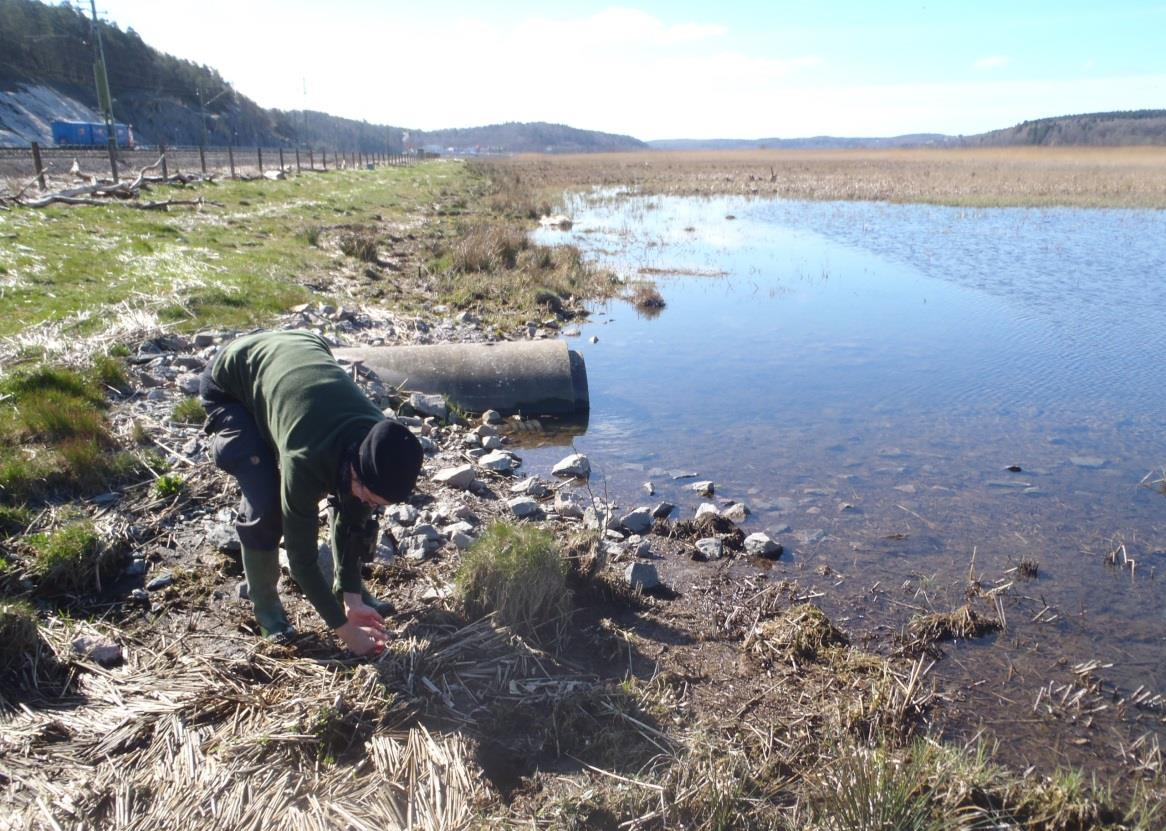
{"left": 525, "top": 192, "right": 1166, "bottom": 765}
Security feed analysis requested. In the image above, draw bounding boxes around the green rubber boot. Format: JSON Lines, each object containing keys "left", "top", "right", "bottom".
{"left": 241, "top": 546, "right": 293, "bottom": 638}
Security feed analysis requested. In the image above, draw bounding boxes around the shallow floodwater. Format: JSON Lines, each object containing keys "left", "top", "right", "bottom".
{"left": 525, "top": 193, "right": 1166, "bottom": 766}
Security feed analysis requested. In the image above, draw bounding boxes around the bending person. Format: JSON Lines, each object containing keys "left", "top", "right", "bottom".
{"left": 200, "top": 329, "right": 423, "bottom": 656}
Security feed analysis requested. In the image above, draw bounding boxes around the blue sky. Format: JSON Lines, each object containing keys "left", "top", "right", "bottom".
{"left": 92, "top": 0, "right": 1165, "bottom": 140}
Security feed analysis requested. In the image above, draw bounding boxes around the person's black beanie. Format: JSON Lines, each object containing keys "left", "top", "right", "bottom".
{"left": 358, "top": 420, "right": 423, "bottom": 502}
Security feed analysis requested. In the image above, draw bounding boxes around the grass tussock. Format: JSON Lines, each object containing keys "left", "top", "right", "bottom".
{"left": 455, "top": 522, "right": 570, "bottom": 642}
{"left": 628, "top": 282, "right": 666, "bottom": 311}
{"left": 909, "top": 604, "right": 1001, "bottom": 644}
{"left": 170, "top": 397, "right": 206, "bottom": 424}
{"left": 0, "top": 601, "right": 40, "bottom": 675}
{"left": 340, "top": 232, "right": 380, "bottom": 263}
{"left": 26, "top": 520, "right": 117, "bottom": 595}
{"left": 744, "top": 603, "right": 848, "bottom": 667}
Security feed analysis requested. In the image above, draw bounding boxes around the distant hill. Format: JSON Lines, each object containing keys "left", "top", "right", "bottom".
{"left": 0, "top": 0, "right": 644, "bottom": 154}
{"left": 413, "top": 122, "right": 646, "bottom": 154}
{"left": 649, "top": 111, "right": 1166, "bottom": 151}
{"left": 960, "top": 110, "right": 1166, "bottom": 147}
{"left": 0, "top": 0, "right": 405, "bottom": 150}
{"left": 648, "top": 134, "right": 950, "bottom": 151}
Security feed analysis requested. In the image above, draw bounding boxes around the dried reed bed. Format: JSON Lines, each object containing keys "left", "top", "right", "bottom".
{"left": 477, "top": 147, "right": 1166, "bottom": 208}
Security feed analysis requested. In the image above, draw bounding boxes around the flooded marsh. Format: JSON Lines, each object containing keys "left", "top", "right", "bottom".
{"left": 529, "top": 190, "right": 1166, "bottom": 775}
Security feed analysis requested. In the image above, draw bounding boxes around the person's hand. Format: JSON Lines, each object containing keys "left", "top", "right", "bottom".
{"left": 335, "top": 620, "right": 387, "bottom": 657}
{"left": 343, "top": 592, "right": 386, "bottom": 632}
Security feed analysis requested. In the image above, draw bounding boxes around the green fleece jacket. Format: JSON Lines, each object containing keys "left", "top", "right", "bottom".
{"left": 212, "top": 330, "right": 381, "bottom": 628}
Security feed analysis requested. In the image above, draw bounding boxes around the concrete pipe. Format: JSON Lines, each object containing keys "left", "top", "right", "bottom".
{"left": 335, "top": 340, "right": 589, "bottom": 417}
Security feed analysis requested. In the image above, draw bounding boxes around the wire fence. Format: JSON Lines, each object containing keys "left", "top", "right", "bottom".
{"left": 0, "top": 142, "right": 414, "bottom": 189}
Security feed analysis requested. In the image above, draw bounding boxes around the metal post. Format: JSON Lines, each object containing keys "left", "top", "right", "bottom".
{"left": 199, "top": 145, "right": 207, "bottom": 175}
{"left": 257, "top": 146, "right": 264, "bottom": 174}
{"left": 228, "top": 144, "right": 236, "bottom": 179}
{"left": 160, "top": 143, "right": 168, "bottom": 179}
{"left": 30, "top": 142, "right": 46, "bottom": 189}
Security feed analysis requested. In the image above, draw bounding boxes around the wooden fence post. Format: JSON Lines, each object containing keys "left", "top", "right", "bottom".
{"left": 30, "top": 142, "right": 46, "bottom": 189}
{"left": 199, "top": 145, "right": 207, "bottom": 175}
{"left": 107, "top": 137, "right": 119, "bottom": 181}
{"left": 160, "top": 143, "right": 169, "bottom": 179}
{"left": 322, "top": 149, "right": 328, "bottom": 170}
{"left": 257, "top": 146, "right": 264, "bottom": 174}
{"left": 295, "top": 147, "right": 301, "bottom": 172}
{"left": 278, "top": 147, "right": 285, "bottom": 171}
{"left": 228, "top": 144, "right": 236, "bottom": 179}
{"left": 308, "top": 148, "right": 314, "bottom": 170}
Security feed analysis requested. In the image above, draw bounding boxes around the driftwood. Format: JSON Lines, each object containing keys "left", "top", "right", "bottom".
{"left": 1, "top": 156, "right": 217, "bottom": 210}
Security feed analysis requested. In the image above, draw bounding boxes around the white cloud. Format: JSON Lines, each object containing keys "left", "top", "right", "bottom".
{"left": 973, "top": 55, "right": 1011, "bottom": 70}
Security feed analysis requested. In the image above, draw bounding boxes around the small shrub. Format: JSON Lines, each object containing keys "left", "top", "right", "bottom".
{"left": 28, "top": 521, "right": 112, "bottom": 595}
{"left": 171, "top": 397, "right": 206, "bottom": 424}
{"left": 155, "top": 473, "right": 184, "bottom": 497}
{"left": 340, "top": 233, "right": 379, "bottom": 263}
{"left": 455, "top": 522, "right": 569, "bottom": 641}
{"left": 303, "top": 225, "right": 323, "bottom": 247}
{"left": 108, "top": 343, "right": 132, "bottom": 358}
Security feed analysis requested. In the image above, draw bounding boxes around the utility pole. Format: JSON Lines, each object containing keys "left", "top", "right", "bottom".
{"left": 86, "top": 0, "right": 118, "bottom": 178}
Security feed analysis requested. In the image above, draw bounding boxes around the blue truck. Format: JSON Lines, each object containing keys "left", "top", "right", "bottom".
{"left": 51, "top": 120, "right": 135, "bottom": 148}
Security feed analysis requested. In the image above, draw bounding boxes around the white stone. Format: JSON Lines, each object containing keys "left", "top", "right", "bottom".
{"left": 481, "top": 435, "right": 504, "bottom": 450}
{"left": 723, "top": 502, "right": 750, "bottom": 523}
{"left": 624, "top": 562, "right": 659, "bottom": 590}
{"left": 695, "top": 503, "right": 721, "bottom": 521}
{"left": 692, "top": 480, "right": 715, "bottom": 497}
{"left": 745, "top": 533, "right": 783, "bottom": 559}
{"left": 554, "top": 490, "right": 586, "bottom": 519}
{"left": 695, "top": 538, "right": 724, "bottom": 560}
{"left": 620, "top": 507, "right": 653, "bottom": 535}
{"left": 450, "top": 531, "right": 475, "bottom": 550}
{"left": 72, "top": 635, "right": 123, "bottom": 667}
{"left": 410, "top": 392, "right": 449, "bottom": 420}
{"left": 388, "top": 504, "right": 419, "bottom": 526}
{"left": 433, "top": 465, "right": 476, "bottom": 490}
{"left": 478, "top": 450, "right": 518, "bottom": 472}
{"left": 651, "top": 502, "right": 675, "bottom": 519}
{"left": 552, "top": 453, "right": 591, "bottom": 479}
{"left": 508, "top": 496, "right": 541, "bottom": 519}
{"left": 643, "top": 481, "right": 655, "bottom": 495}
{"left": 634, "top": 539, "right": 653, "bottom": 558}
{"left": 442, "top": 521, "right": 475, "bottom": 538}
{"left": 482, "top": 409, "right": 503, "bottom": 424}
{"left": 511, "top": 477, "right": 549, "bottom": 497}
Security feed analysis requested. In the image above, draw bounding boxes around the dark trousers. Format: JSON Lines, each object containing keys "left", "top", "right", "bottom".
{"left": 200, "top": 364, "right": 282, "bottom": 550}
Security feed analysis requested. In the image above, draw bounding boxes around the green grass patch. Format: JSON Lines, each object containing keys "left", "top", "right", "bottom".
{"left": 170, "top": 397, "right": 206, "bottom": 424}
{"left": 455, "top": 522, "right": 569, "bottom": 642}
{"left": 0, "top": 362, "right": 141, "bottom": 501}
{"left": 27, "top": 520, "right": 115, "bottom": 595}
{"left": 0, "top": 163, "right": 463, "bottom": 339}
